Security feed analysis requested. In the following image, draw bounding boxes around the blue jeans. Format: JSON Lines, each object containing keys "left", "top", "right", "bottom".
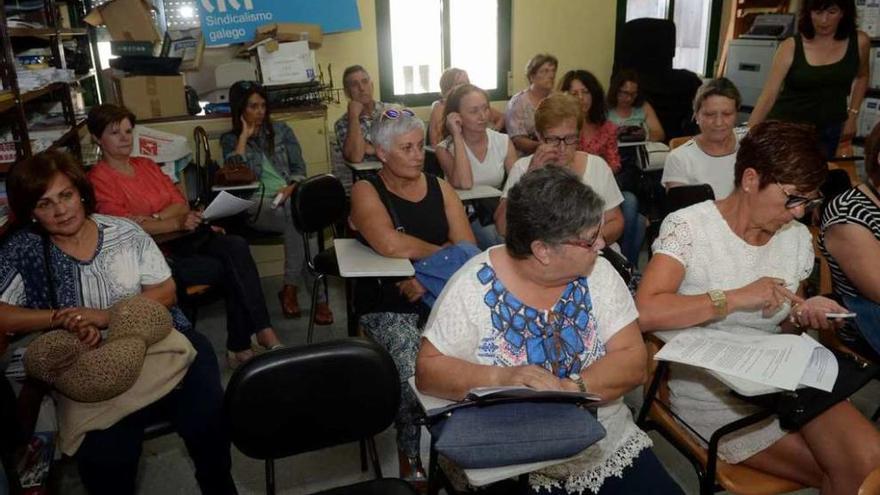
{"left": 470, "top": 219, "right": 504, "bottom": 250}
{"left": 842, "top": 294, "right": 880, "bottom": 357}
{"left": 619, "top": 191, "right": 646, "bottom": 265}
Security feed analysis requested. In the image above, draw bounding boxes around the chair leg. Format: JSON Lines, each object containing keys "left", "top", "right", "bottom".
{"left": 306, "top": 276, "right": 322, "bottom": 344}
{"left": 345, "top": 279, "right": 358, "bottom": 338}
{"left": 265, "top": 458, "right": 275, "bottom": 495}
{"left": 367, "top": 436, "right": 382, "bottom": 479}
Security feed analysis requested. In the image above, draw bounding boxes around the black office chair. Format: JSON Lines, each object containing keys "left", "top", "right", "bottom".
{"left": 224, "top": 338, "right": 418, "bottom": 495}
{"left": 291, "top": 174, "right": 348, "bottom": 343}
{"left": 664, "top": 183, "right": 715, "bottom": 216}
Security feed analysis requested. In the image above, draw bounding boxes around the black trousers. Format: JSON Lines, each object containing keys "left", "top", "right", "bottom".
{"left": 169, "top": 233, "right": 272, "bottom": 352}
{"left": 75, "top": 328, "right": 235, "bottom": 495}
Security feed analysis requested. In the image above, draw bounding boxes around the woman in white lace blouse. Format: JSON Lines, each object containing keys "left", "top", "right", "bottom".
{"left": 637, "top": 121, "right": 880, "bottom": 493}
{"left": 416, "top": 166, "right": 682, "bottom": 494}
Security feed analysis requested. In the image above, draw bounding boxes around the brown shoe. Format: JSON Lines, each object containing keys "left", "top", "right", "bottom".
{"left": 278, "top": 285, "right": 302, "bottom": 318}
{"left": 314, "top": 302, "right": 334, "bottom": 326}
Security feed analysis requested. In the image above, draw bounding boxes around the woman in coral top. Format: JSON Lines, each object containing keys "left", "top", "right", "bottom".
{"left": 86, "top": 104, "right": 282, "bottom": 368}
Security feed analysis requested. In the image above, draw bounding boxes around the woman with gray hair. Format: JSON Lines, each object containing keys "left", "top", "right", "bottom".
{"left": 661, "top": 77, "right": 745, "bottom": 199}
{"left": 416, "top": 166, "right": 683, "bottom": 494}
{"left": 349, "top": 107, "right": 475, "bottom": 487}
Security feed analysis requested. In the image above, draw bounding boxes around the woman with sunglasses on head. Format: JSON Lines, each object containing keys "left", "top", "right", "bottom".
{"left": 86, "top": 103, "right": 282, "bottom": 368}
{"left": 220, "top": 80, "right": 334, "bottom": 326}
{"left": 506, "top": 53, "right": 558, "bottom": 155}
{"left": 349, "top": 107, "right": 476, "bottom": 488}
{"left": 607, "top": 70, "right": 665, "bottom": 143}
{"left": 435, "top": 83, "right": 518, "bottom": 248}
{"left": 820, "top": 121, "right": 880, "bottom": 357}
{"left": 416, "top": 166, "right": 684, "bottom": 494}
{"left": 662, "top": 78, "right": 746, "bottom": 200}
{"left": 637, "top": 121, "right": 880, "bottom": 493}
{"left": 748, "top": 0, "right": 868, "bottom": 159}
{"left": 495, "top": 93, "right": 625, "bottom": 251}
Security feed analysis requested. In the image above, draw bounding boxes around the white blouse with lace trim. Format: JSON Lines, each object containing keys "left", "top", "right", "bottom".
{"left": 651, "top": 200, "right": 813, "bottom": 463}
{"left": 422, "top": 248, "right": 652, "bottom": 493}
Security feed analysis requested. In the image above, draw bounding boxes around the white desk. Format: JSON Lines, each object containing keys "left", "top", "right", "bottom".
{"left": 333, "top": 239, "right": 414, "bottom": 277}
{"left": 654, "top": 330, "right": 782, "bottom": 397}
{"left": 408, "top": 377, "right": 577, "bottom": 486}
{"left": 211, "top": 182, "right": 260, "bottom": 192}
{"left": 455, "top": 185, "right": 503, "bottom": 202}
{"left": 345, "top": 160, "right": 383, "bottom": 173}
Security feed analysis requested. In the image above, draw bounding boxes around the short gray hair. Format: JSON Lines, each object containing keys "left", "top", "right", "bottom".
{"left": 371, "top": 109, "right": 425, "bottom": 151}
{"left": 693, "top": 77, "right": 741, "bottom": 114}
{"left": 506, "top": 165, "right": 605, "bottom": 259}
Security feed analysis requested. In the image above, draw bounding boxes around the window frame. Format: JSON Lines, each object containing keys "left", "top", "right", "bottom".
{"left": 375, "top": 0, "right": 511, "bottom": 107}
{"left": 615, "top": 0, "right": 724, "bottom": 77}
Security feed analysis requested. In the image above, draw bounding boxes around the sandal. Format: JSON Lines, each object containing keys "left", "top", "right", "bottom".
{"left": 313, "top": 302, "right": 334, "bottom": 326}
{"left": 398, "top": 451, "right": 428, "bottom": 493}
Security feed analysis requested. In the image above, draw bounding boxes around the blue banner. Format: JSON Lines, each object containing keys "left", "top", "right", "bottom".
{"left": 197, "top": 0, "right": 361, "bottom": 46}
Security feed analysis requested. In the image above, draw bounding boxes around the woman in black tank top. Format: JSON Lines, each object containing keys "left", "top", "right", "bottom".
{"left": 349, "top": 109, "right": 475, "bottom": 487}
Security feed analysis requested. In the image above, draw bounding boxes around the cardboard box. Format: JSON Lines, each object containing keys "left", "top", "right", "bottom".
{"left": 256, "top": 40, "right": 316, "bottom": 86}
{"left": 114, "top": 75, "right": 187, "bottom": 120}
{"left": 84, "top": 0, "right": 160, "bottom": 43}
{"left": 244, "top": 23, "right": 323, "bottom": 51}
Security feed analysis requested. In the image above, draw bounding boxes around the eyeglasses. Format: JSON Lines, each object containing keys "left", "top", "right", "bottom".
{"left": 776, "top": 182, "right": 824, "bottom": 210}
{"left": 617, "top": 89, "right": 638, "bottom": 98}
{"left": 560, "top": 220, "right": 604, "bottom": 252}
{"left": 236, "top": 80, "right": 263, "bottom": 91}
{"left": 541, "top": 134, "right": 579, "bottom": 147}
{"left": 380, "top": 108, "right": 416, "bottom": 121}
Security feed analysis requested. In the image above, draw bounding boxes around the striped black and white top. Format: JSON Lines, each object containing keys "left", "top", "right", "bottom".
{"left": 819, "top": 186, "right": 880, "bottom": 297}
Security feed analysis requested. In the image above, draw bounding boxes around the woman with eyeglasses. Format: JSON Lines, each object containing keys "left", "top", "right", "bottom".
{"left": 86, "top": 103, "right": 282, "bottom": 369}
{"left": 637, "top": 121, "right": 880, "bottom": 492}
{"left": 506, "top": 53, "right": 558, "bottom": 155}
{"left": 435, "top": 83, "right": 517, "bottom": 248}
{"left": 495, "top": 93, "right": 625, "bottom": 249}
{"left": 748, "top": 0, "right": 868, "bottom": 159}
{"left": 349, "top": 107, "right": 476, "bottom": 488}
{"left": 662, "top": 78, "right": 746, "bottom": 200}
{"left": 607, "top": 69, "right": 665, "bottom": 143}
{"left": 820, "top": 121, "right": 880, "bottom": 357}
{"left": 416, "top": 166, "right": 684, "bottom": 495}
{"left": 220, "top": 80, "right": 334, "bottom": 326}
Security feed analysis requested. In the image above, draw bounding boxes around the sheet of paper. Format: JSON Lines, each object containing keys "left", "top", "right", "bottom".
{"left": 202, "top": 191, "right": 254, "bottom": 221}
{"left": 797, "top": 333, "right": 838, "bottom": 392}
{"left": 654, "top": 330, "right": 813, "bottom": 391}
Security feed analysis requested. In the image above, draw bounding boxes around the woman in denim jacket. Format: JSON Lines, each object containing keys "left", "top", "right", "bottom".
{"left": 220, "top": 81, "right": 333, "bottom": 325}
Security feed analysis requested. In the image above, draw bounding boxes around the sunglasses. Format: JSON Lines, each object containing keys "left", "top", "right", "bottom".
{"left": 380, "top": 108, "right": 416, "bottom": 121}
{"left": 560, "top": 220, "right": 604, "bottom": 252}
{"left": 776, "top": 182, "right": 824, "bottom": 210}
{"left": 542, "top": 134, "right": 579, "bottom": 147}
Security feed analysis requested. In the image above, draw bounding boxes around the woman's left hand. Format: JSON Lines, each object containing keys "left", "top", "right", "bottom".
{"left": 276, "top": 183, "right": 297, "bottom": 204}
{"left": 841, "top": 115, "right": 858, "bottom": 144}
{"left": 54, "top": 307, "right": 111, "bottom": 332}
{"left": 396, "top": 278, "right": 426, "bottom": 303}
{"left": 790, "top": 296, "right": 848, "bottom": 330}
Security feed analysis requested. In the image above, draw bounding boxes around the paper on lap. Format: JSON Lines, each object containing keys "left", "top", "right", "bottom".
{"left": 202, "top": 191, "right": 254, "bottom": 221}
{"left": 654, "top": 329, "right": 838, "bottom": 392}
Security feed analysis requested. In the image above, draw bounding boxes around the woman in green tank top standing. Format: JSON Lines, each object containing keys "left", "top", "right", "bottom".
{"left": 748, "top": 0, "right": 869, "bottom": 159}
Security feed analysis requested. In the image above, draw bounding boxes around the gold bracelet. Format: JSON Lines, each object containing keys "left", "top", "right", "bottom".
{"left": 848, "top": 107, "right": 859, "bottom": 115}
{"left": 789, "top": 304, "right": 803, "bottom": 328}
{"left": 48, "top": 309, "right": 57, "bottom": 329}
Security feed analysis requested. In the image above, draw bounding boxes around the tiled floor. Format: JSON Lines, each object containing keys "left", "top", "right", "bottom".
{"left": 44, "top": 275, "right": 880, "bottom": 494}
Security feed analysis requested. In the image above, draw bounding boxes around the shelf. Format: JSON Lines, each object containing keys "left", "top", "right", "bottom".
{"left": 20, "top": 82, "right": 65, "bottom": 104}
{"left": 9, "top": 27, "right": 88, "bottom": 38}
{"left": 0, "top": 91, "right": 15, "bottom": 113}
{"left": 47, "top": 119, "right": 86, "bottom": 151}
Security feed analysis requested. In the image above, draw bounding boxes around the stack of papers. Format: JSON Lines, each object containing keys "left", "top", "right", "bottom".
{"left": 655, "top": 330, "right": 838, "bottom": 392}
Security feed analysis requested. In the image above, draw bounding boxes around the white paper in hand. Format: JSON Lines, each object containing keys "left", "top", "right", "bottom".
{"left": 202, "top": 191, "right": 254, "bottom": 221}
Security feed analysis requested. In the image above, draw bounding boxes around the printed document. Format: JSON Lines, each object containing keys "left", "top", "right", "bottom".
{"left": 202, "top": 191, "right": 254, "bottom": 221}
{"left": 654, "top": 329, "right": 837, "bottom": 392}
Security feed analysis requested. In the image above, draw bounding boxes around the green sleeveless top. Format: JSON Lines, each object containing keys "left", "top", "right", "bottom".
{"left": 767, "top": 34, "right": 859, "bottom": 127}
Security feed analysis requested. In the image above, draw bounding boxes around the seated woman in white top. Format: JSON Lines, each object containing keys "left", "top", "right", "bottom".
{"left": 428, "top": 68, "right": 504, "bottom": 147}
{"left": 662, "top": 78, "right": 745, "bottom": 200}
{"left": 436, "top": 84, "right": 518, "bottom": 249}
{"left": 495, "top": 93, "right": 624, "bottom": 247}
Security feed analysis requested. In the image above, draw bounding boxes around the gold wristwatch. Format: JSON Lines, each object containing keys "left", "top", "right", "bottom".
{"left": 708, "top": 289, "right": 727, "bottom": 317}
{"left": 569, "top": 373, "right": 587, "bottom": 393}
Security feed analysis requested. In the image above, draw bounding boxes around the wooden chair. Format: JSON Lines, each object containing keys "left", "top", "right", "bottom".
{"left": 637, "top": 334, "right": 805, "bottom": 495}
{"left": 668, "top": 135, "right": 693, "bottom": 151}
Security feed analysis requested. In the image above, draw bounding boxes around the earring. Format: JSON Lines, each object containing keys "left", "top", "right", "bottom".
{"left": 32, "top": 218, "right": 37, "bottom": 223}
{"left": 80, "top": 198, "right": 85, "bottom": 203}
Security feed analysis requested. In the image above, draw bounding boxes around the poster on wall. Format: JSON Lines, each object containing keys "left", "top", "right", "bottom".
{"left": 198, "top": 0, "right": 361, "bottom": 46}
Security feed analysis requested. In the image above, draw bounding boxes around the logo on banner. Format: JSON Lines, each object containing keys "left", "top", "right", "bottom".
{"left": 199, "top": 0, "right": 273, "bottom": 44}
{"left": 199, "top": 0, "right": 254, "bottom": 13}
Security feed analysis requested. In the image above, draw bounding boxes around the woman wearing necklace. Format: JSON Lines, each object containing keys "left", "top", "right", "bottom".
{"left": 662, "top": 78, "right": 745, "bottom": 200}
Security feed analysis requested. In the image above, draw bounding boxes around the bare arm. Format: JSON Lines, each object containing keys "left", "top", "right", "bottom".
{"left": 141, "top": 277, "right": 177, "bottom": 308}
{"left": 436, "top": 117, "right": 475, "bottom": 189}
{"left": 503, "top": 139, "right": 518, "bottom": 172}
{"left": 824, "top": 223, "right": 880, "bottom": 302}
{"left": 494, "top": 198, "right": 508, "bottom": 236}
{"left": 643, "top": 102, "right": 665, "bottom": 143}
{"left": 603, "top": 206, "right": 625, "bottom": 245}
{"left": 748, "top": 38, "right": 795, "bottom": 127}
{"left": 428, "top": 102, "right": 445, "bottom": 147}
{"left": 842, "top": 31, "right": 871, "bottom": 142}
{"left": 511, "top": 136, "right": 540, "bottom": 155}
{"left": 0, "top": 303, "right": 58, "bottom": 335}
{"left": 490, "top": 107, "right": 506, "bottom": 132}
{"left": 342, "top": 102, "right": 369, "bottom": 163}
{"left": 349, "top": 180, "right": 444, "bottom": 259}
{"left": 438, "top": 178, "right": 477, "bottom": 244}
{"left": 575, "top": 321, "right": 647, "bottom": 400}
{"left": 136, "top": 203, "right": 192, "bottom": 235}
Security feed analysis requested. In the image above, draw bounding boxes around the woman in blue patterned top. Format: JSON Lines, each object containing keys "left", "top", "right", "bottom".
{"left": 416, "top": 166, "right": 681, "bottom": 494}
{"left": 0, "top": 151, "right": 234, "bottom": 495}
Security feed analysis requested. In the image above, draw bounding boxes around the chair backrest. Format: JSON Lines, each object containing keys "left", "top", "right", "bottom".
{"left": 224, "top": 338, "right": 400, "bottom": 461}
{"left": 664, "top": 184, "right": 714, "bottom": 216}
{"left": 291, "top": 174, "right": 347, "bottom": 234}
{"left": 668, "top": 135, "right": 692, "bottom": 150}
